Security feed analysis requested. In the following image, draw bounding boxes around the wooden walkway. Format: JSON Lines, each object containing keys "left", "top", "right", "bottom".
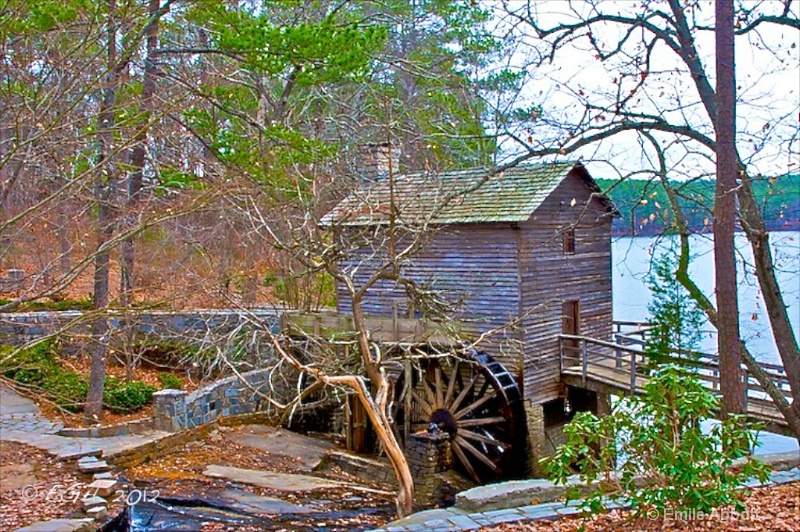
{"left": 558, "top": 329, "right": 794, "bottom": 437}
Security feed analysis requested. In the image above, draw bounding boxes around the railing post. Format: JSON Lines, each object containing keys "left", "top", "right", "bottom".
{"left": 615, "top": 345, "right": 622, "bottom": 369}
{"left": 630, "top": 349, "right": 636, "bottom": 392}
{"left": 742, "top": 367, "right": 749, "bottom": 413}
{"left": 582, "top": 339, "right": 588, "bottom": 385}
{"left": 559, "top": 336, "right": 564, "bottom": 373}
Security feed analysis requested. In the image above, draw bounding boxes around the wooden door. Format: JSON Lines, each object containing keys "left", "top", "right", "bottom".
{"left": 562, "top": 300, "right": 581, "bottom": 364}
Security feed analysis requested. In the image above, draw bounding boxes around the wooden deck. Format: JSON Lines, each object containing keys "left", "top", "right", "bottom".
{"left": 559, "top": 334, "right": 794, "bottom": 437}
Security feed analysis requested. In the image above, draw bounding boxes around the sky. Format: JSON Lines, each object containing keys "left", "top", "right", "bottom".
{"left": 486, "top": 0, "right": 800, "bottom": 180}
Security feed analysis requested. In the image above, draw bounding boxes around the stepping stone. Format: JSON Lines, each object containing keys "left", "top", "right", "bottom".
{"left": 59, "top": 448, "right": 103, "bottom": 462}
{"left": 78, "top": 459, "right": 110, "bottom": 474}
{"left": 93, "top": 472, "right": 114, "bottom": 481}
{"left": 15, "top": 518, "right": 95, "bottom": 532}
{"left": 87, "top": 479, "right": 117, "bottom": 497}
{"left": 86, "top": 506, "right": 107, "bottom": 520}
{"left": 82, "top": 496, "right": 107, "bottom": 510}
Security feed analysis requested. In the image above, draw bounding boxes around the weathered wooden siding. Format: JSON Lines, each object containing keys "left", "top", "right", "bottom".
{"left": 335, "top": 167, "right": 614, "bottom": 399}
{"left": 336, "top": 224, "right": 524, "bottom": 371}
{"left": 518, "top": 170, "right": 614, "bottom": 403}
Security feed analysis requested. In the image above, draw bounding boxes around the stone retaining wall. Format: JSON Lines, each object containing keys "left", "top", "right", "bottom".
{"left": 107, "top": 412, "right": 277, "bottom": 469}
{"left": 57, "top": 417, "right": 154, "bottom": 438}
{"left": 0, "top": 309, "right": 282, "bottom": 345}
{"left": 153, "top": 369, "right": 272, "bottom": 432}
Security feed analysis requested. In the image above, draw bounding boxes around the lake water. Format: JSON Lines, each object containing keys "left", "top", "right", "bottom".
{"left": 611, "top": 231, "right": 800, "bottom": 453}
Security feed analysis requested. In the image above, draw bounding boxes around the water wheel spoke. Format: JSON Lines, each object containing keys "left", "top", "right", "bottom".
{"left": 458, "top": 428, "right": 511, "bottom": 450}
{"left": 434, "top": 366, "right": 444, "bottom": 408}
{"left": 410, "top": 389, "right": 433, "bottom": 417}
{"left": 454, "top": 435, "right": 500, "bottom": 473}
{"left": 444, "top": 360, "right": 459, "bottom": 408}
{"left": 421, "top": 372, "right": 437, "bottom": 409}
{"left": 451, "top": 437, "right": 480, "bottom": 483}
{"left": 457, "top": 416, "right": 506, "bottom": 428}
{"left": 451, "top": 372, "right": 480, "bottom": 413}
{"left": 454, "top": 390, "right": 497, "bottom": 420}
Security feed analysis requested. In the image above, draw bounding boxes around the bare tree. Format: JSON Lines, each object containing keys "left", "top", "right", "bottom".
{"left": 496, "top": 0, "right": 800, "bottom": 438}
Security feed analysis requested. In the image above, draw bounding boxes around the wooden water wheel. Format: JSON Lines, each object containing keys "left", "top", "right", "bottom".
{"left": 392, "top": 349, "right": 523, "bottom": 483}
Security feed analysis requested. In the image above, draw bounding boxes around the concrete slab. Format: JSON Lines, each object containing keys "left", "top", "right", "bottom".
{"left": 15, "top": 518, "right": 94, "bottom": 532}
{"left": 203, "top": 464, "right": 345, "bottom": 492}
{"left": 383, "top": 508, "right": 464, "bottom": 528}
{"left": 0, "top": 384, "right": 38, "bottom": 415}
{"left": 225, "top": 425, "right": 335, "bottom": 472}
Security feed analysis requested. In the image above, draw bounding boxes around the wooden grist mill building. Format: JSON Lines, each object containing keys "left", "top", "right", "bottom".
{"left": 316, "top": 157, "right": 619, "bottom": 482}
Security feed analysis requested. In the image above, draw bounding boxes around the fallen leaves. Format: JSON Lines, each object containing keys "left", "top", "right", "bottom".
{"left": 0, "top": 441, "right": 86, "bottom": 530}
{"left": 482, "top": 481, "right": 800, "bottom": 531}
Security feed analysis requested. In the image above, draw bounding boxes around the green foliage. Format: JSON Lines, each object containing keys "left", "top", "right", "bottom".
{"left": 42, "top": 371, "right": 88, "bottom": 412}
{"left": 645, "top": 254, "right": 705, "bottom": 366}
{"left": 1, "top": 341, "right": 87, "bottom": 411}
{"left": 263, "top": 268, "right": 336, "bottom": 310}
{"left": 595, "top": 173, "right": 800, "bottom": 235}
{"left": 544, "top": 365, "right": 770, "bottom": 517}
{"left": 103, "top": 377, "right": 157, "bottom": 413}
{"left": 158, "top": 372, "right": 183, "bottom": 390}
{"left": 0, "top": 340, "right": 61, "bottom": 385}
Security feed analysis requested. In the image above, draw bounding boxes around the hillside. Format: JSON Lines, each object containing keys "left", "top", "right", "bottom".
{"left": 595, "top": 174, "right": 800, "bottom": 236}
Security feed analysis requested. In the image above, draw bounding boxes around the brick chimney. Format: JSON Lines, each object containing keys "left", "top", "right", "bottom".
{"left": 357, "top": 142, "right": 399, "bottom": 181}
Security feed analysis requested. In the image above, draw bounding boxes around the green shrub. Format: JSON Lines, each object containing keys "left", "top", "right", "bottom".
{"left": 41, "top": 371, "right": 88, "bottom": 413}
{"left": 158, "top": 372, "right": 183, "bottom": 390}
{"left": 544, "top": 365, "right": 770, "bottom": 517}
{"left": 0, "top": 341, "right": 60, "bottom": 385}
{"left": 103, "top": 379, "right": 157, "bottom": 413}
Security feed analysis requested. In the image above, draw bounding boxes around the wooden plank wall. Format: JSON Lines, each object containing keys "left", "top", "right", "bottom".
{"left": 336, "top": 224, "right": 524, "bottom": 371}
{"left": 519, "top": 170, "right": 614, "bottom": 403}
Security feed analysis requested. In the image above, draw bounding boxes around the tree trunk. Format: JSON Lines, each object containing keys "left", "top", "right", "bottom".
{"left": 84, "top": 0, "right": 118, "bottom": 424}
{"left": 120, "top": 0, "right": 162, "bottom": 306}
{"left": 714, "top": 0, "right": 744, "bottom": 416}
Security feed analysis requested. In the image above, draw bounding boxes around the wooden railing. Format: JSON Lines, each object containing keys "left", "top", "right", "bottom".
{"left": 558, "top": 333, "right": 792, "bottom": 414}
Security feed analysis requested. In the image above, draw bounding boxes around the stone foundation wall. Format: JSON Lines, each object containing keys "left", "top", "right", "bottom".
{"left": 524, "top": 401, "right": 546, "bottom": 477}
{"left": 153, "top": 369, "right": 273, "bottom": 432}
{"left": 407, "top": 431, "right": 452, "bottom": 504}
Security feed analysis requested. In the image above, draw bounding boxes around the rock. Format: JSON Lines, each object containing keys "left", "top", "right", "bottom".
{"left": 93, "top": 472, "right": 114, "bottom": 481}
{"left": 225, "top": 425, "right": 335, "bottom": 472}
{"left": 82, "top": 496, "right": 107, "bottom": 510}
{"left": 87, "top": 479, "right": 117, "bottom": 497}
{"left": 206, "top": 487, "right": 314, "bottom": 514}
{"left": 85, "top": 505, "right": 107, "bottom": 519}
{"left": 203, "top": 464, "right": 344, "bottom": 492}
{"left": 15, "top": 518, "right": 95, "bottom": 532}
{"left": 455, "top": 476, "right": 594, "bottom": 513}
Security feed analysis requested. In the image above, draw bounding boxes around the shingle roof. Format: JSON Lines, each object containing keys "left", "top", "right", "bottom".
{"left": 321, "top": 161, "right": 615, "bottom": 226}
